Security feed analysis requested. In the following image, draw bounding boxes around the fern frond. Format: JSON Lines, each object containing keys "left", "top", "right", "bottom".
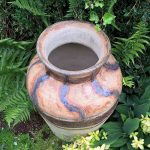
{"left": 123, "top": 76, "right": 134, "bottom": 88}
{"left": 11, "top": 0, "right": 48, "bottom": 16}
{"left": 65, "top": 0, "right": 84, "bottom": 19}
{"left": 0, "top": 38, "right": 34, "bottom": 126}
{"left": 112, "top": 22, "right": 150, "bottom": 66}
{"left": 0, "top": 38, "right": 33, "bottom": 50}
{"left": 4, "top": 88, "right": 33, "bottom": 127}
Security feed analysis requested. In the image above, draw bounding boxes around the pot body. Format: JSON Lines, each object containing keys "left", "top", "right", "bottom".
{"left": 26, "top": 54, "right": 122, "bottom": 140}
{"left": 26, "top": 21, "right": 122, "bottom": 140}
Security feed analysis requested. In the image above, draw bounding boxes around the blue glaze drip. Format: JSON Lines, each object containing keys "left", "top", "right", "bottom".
{"left": 60, "top": 84, "right": 85, "bottom": 120}
{"left": 104, "top": 62, "right": 119, "bottom": 70}
{"left": 31, "top": 74, "right": 49, "bottom": 105}
{"left": 92, "top": 79, "right": 113, "bottom": 97}
{"left": 28, "top": 60, "right": 41, "bottom": 71}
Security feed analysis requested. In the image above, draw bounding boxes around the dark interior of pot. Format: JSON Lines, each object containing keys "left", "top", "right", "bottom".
{"left": 48, "top": 43, "right": 99, "bottom": 71}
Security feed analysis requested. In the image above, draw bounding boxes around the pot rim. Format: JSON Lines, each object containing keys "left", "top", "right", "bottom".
{"left": 36, "top": 20, "right": 111, "bottom": 80}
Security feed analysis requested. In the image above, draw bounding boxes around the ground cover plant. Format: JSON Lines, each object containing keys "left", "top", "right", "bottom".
{"left": 0, "top": 0, "right": 150, "bottom": 149}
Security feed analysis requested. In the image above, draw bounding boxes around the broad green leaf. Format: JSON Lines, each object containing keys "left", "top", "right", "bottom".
{"left": 118, "top": 93, "right": 127, "bottom": 104}
{"left": 102, "top": 12, "right": 116, "bottom": 26}
{"left": 134, "top": 103, "right": 150, "bottom": 117}
{"left": 94, "top": 132, "right": 122, "bottom": 146}
{"left": 120, "top": 114, "right": 127, "bottom": 122}
{"left": 123, "top": 118, "right": 140, "bottom": 134}
{"left": 120, "top": 146, "right": 128, "bottom": 150}
{"left": 141, "top": 85, "right": 150, "bottom": 100}
{"left": 102, "top": 122, "right": 122, "bottom": 134}
{"left": 105, "top": 133, "right": 123, "bottom": 145}
{"left": 89, "top": 11, "right": 99, "bottom": 23}
{"left": 140, "top": 77, "right": 150, "bottom": 90}
{"left": 116, "top": 104, "right": 129, "bottom": 116}
{"left": 111, "top": 138, "right": 128, "bottom": 147}
{"left": 85, "top": 2, "right": 89, "bottom": 9}
{"left": 127, "top": 142, "right": 135, "bottom": 150}
{"left": 127, "top": 95, "right": 140, "bottom": 105}
{"left": 144, "top": 135, "right": 150, "bottom": 146}
{"left": 94, "top": 1, "right": 104, "bottom": 8}
{"left": 95, "top": 24, "right": 101, "bottom": 31}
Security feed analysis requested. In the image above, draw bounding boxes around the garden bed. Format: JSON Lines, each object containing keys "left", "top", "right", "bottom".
{"left": 0, "top": 0, "right": 150, "bottom": 149}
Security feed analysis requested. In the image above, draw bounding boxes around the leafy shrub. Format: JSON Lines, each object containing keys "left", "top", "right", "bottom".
{"left": 0, "top": 125, "right": 63, "bottom": 150}
{"left": 112, "top": 22, "right": 149, "bottom": 66}
{"left": 0, "top": 38, "right": 34, "bottom": 126}
{"left": 63, "top": 83, "right": 150, "bottom": 149}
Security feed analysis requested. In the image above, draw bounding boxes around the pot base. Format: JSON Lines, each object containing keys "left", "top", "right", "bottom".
{"left": 41, "top": 114, "right": 108, "bottom": 141}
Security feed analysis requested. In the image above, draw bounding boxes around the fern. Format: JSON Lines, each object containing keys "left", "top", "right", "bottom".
{"left": 112, "top": 22, "right": 150, "bottom": 66}
{"left": 3, "top": 89, "right": 33, "bottom": 127}
{"left": 0, "top": 38, "right": 33, "bottom": 50}
{"left": 65, "top": 0, "right": 84, "bottom": 19}
{"left": 11, "top": 0, "right": 48, "bottom": 16}
{"left": 123, "top": 76, "right": 134, "bottom": 88}
{"left": 0, "top": 38, "right": 34, "bottom": 126}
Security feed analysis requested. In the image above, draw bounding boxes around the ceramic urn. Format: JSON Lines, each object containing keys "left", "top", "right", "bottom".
{"left": 26, "top": 21, "right": 122, "bottom": 140}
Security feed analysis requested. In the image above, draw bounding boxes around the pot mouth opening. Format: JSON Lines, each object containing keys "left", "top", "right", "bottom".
{"left": 48, "top": 42, "right": 99, "bottom": 71}
{"left": 37, "top": 21, "right": 111, "bottom": 78}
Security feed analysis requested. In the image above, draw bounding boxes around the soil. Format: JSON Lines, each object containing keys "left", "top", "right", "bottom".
{"left": 0, "top": 112, "right": 45, "bottom": 137}
{"left": 12, "top": 113, "right": 44, "bottom": 136}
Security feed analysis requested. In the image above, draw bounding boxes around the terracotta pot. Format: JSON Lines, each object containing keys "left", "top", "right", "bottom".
{"left": 26, "top": 21, "right": 122, "bottom": 140}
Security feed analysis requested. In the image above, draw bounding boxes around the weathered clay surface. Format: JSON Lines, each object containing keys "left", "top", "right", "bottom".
{"left": 36, "top": 21, "right": 111, "bottom": 82}
{"left": 26, "top": 21, "right": 122, "bottom": 139}
{"left": 27, "top": 54, "right": 122, "bottom": 122}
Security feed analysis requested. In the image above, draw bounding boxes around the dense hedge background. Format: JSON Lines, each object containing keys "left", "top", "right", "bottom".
{"left": 0, "top": 0, "right": 150, "bottom": 149}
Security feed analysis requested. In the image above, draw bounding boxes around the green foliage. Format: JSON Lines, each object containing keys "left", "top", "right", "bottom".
{"left": 2, "top": 89, "right": 33, "bottom": 127}
{"left": 106, "top": 0, "right": 117, "bottom": 14}
{"left": 123, "top": 118, "right": 140, "bottom": 134}
{"left": 32, "top": 125, "right": 63, "bottom": 150}
{"left": 11, "top": 0, "right": 47, "bottom": 16}
{"left": 123, "top": 76, "right": 134, "bottom": 88}
{"left": 123, "top": 0, "right": 150, "bottom": 28}
{"left": 102, "top": 122, "right": 122, "bottom": 134}
{"left": 0, "top": 128, "right": 34, "bottom": 150}
{"left": 102, "top": 12, "right": 116, "bottom": 26}
{"left": 84, "top": 0, "right": 118, "bottom": 30}
{"left": 0, "top": 38, "right": 34, "bottom": 126}
{"left": 112, "top": 22, "right": 150, "bottom": 66}
{"left": 0, "top": 0, "right": 150, "bottom": 149}
{"left": 89, "top": 11, "right": 99, "bottom": 23}
{"left": 0, "top": 125, "right": 63, "bottom": 150}
{"left": 134, "top": 103, "right": 150, "bottom": 117}
{"left": 11, "top": 0, "right": 49, "bottom": 26}
{"left": 65, "top": 0, "right": 84, "bottom": 19}
{"left": 141, "top": 85, "right": 150, "bottom": 101}
{"left": 0, "top": 129, "right": 15, "bottom": 150}
{"left": 12, "top": 9, "right": 46, "bottom": 39}
{"left": 64, "top": 83, "right": 150, "bottom": 149}
{"left": 0, "top": 38, "right": 33, "bottom": 50}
